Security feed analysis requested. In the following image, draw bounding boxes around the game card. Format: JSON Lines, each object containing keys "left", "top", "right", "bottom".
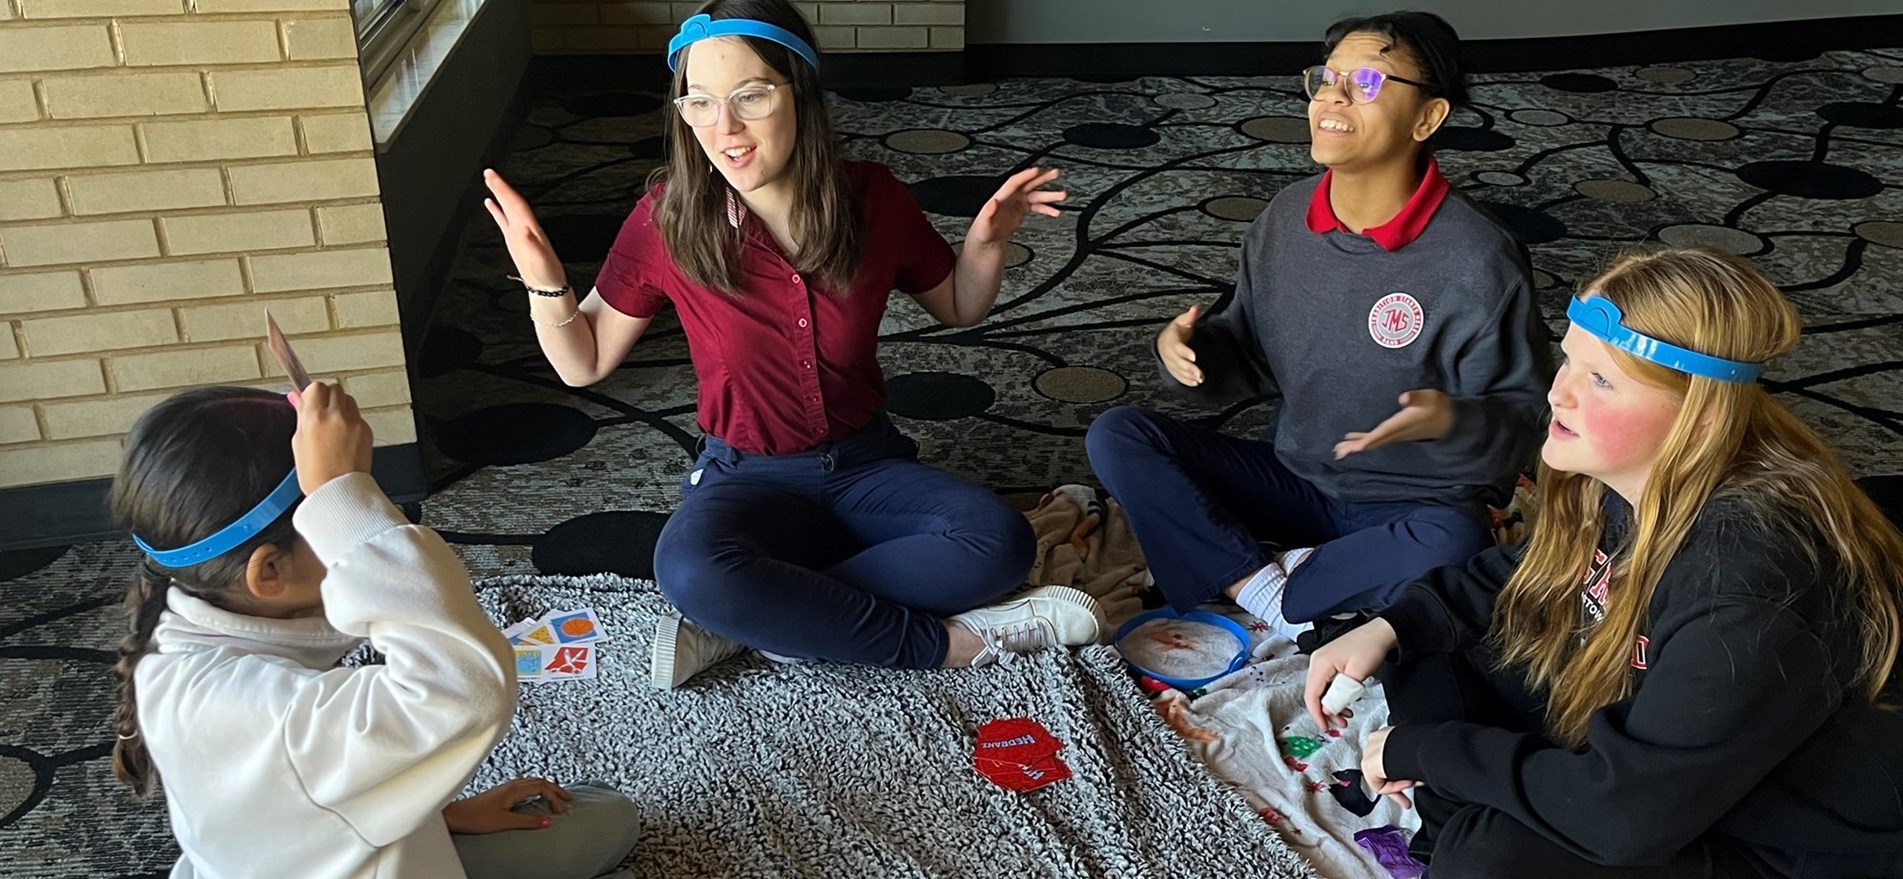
{"left": 539, "top": 644, "right": 596, "bottom": 681}
{"left": 514, "top": 622, "right": 558, "bottom": 646}
{"left": 513, "top": 647, "right": 546, "bottom": 681}
{"left": 546, "top": 608, "right": 604, "bottom": 644}
{"left": 501, "top": 618, "right": 537, "bottom": 643}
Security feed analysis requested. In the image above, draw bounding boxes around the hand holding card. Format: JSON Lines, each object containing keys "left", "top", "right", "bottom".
{"left": 286, "top": 379, "right": 373, "bottom": 496}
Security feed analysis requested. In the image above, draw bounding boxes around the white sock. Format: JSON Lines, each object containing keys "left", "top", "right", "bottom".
{"left": 1234, "top": 562, "right": 1286, "bottom": 620}
{"left": 1279, "top": 546, "right": 1315, "bottom": 574}
{"left": 1234, "top": 562, "right": 1311, "bottom": 643}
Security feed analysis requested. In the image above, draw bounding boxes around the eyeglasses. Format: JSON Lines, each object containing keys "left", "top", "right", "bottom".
{"left": 1301, "top": 66, "right": 1430, "bottom": 104}
{"left": 672, "top": 83, "right": 785, "bottom": 128}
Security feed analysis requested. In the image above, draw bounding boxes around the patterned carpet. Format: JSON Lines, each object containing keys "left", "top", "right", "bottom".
{"left": 3, "top": 47, "right": 1902, "bottom": 876}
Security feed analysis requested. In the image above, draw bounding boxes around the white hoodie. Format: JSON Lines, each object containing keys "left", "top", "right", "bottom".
{"left": 136, "top": 472, "right": 516, "bottom": 879}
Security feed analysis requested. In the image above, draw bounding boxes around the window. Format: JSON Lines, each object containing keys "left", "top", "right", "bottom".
{"left": 355, "top": 0, "right": 441, "bottom": 86}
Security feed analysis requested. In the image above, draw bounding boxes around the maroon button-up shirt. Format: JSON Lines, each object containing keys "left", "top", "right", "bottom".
{"left": 595, "top": 161, "right": 956, "bottom": 455}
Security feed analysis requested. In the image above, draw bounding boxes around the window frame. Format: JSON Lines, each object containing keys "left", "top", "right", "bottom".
{"left": 356, "top": 0, "right": 442, "bottom": 87}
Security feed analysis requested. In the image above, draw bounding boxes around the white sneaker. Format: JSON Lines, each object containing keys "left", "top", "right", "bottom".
{"left": 950, "top": 585, "right": 1107, "bottom": 668}
{"left": 650, "top": 613, "right": 748, "bottom": 689}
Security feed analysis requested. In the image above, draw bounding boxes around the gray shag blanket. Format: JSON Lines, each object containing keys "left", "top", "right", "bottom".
{"left": 471, "top": 574, "right": 1319, "bottom": 878}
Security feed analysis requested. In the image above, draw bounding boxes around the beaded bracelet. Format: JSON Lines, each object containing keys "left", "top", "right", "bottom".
{"left": 508, "top": 275, "right": 572, "bottom": 298}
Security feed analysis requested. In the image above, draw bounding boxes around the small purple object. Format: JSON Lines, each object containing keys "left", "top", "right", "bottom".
{"left": 1353, "top": 825, "right": 1426, "bottom": 879}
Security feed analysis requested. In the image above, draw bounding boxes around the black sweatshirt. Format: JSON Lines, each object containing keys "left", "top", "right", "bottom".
{"left": 1379, "top": 495, "right": 1903, "bottom": 873}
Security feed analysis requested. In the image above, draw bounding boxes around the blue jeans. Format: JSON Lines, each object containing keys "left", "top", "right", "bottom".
{"left": 653, "top": 415, "right": 1035, "bottom": 669}
{"left": 1085, "top": 406, "right": 1492, "bottom": 621}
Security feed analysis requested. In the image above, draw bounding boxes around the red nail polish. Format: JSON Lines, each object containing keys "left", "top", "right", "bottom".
{"left": 540, "top": 817, "right": 551, "bottom": 827}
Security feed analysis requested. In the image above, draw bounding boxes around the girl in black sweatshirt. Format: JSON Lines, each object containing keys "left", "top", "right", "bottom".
{"left": 1305, "top": 247, "right": 1903, "bottom": 878}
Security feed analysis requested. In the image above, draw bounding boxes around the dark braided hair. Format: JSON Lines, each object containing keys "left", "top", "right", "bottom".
{"left": 107, "top": 387, "right": 300, "bottom": 797}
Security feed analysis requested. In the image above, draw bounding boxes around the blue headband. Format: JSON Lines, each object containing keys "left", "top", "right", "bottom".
{"left": 133, "top": 469, "right": 302, "bottom": 568}
{"left": 1568, "top": 295, "right": 1763, "bottom": 383}
{"left": 667, "top": 13, "right": 819, "bottom": 72}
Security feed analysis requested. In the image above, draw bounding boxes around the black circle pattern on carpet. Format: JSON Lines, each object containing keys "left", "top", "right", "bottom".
{"left": 886, "top": 372, "right": 998, "bottom": 421}
{"left": 0, "top": 545, "right": 70, "bottom": 582}
{"left": 1479, "top": 201, "right": 1568, "bottom": 245}
{"left": 1540, "top": 72, "right": 1619, "bottom": 93}
{"left": 1818, "top": 101, "right": 1903, "bottom": 129}
{"left": 1431, "top": 126, "right": 1516, "bottom": 152}
{"left": 1737, "top": 161, "right": 1885, "bottom": 200}
{"left": 533, "top": 511, "right": 670, "bottom": 579}
{"left": 438, "top": 403, "right": 600, "bottom": 466}
{"left": 908, "top": 174, "right": 1006, "bottom": 218}
{"left": 1063, "top": 123, "right": 1162, "bottom": 150}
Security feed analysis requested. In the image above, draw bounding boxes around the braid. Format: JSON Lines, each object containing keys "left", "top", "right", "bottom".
{"left": 106, "top": 385, "right": 303, "bottom": 797}
{"left": 112, "top": 559, "right": 175, "bottom": 797}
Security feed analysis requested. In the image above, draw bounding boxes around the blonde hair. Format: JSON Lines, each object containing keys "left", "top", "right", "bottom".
{"left": 1490, "top": 247, "right": 1903, "bottom": 747}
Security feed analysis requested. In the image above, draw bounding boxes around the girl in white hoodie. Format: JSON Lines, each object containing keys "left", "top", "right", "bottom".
{"left": 108, "top": 382, "right": 639, "bottom": 879}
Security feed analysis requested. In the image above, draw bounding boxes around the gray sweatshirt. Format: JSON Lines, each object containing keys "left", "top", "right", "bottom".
{"left": 1163, "top": 174, "right": 1552, "bottom": 507}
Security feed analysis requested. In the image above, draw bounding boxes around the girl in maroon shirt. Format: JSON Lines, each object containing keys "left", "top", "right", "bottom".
{"left": 482, "top": 0, "right": 1107, "bottom": 687}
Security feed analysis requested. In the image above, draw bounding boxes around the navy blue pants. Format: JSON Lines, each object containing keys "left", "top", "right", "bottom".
{"left": 652, "top": 416, "right": 1035, "bottom": 669}
{"left": 1085, "top": 406, "right": 1492, "bottom": 621}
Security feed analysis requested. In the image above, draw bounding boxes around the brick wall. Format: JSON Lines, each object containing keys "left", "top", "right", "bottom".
{"left": 0, "top": 0, "right": 413, "bottom": 490}
{"left": 531, "top": 0, "right": 964, "bottom": 54}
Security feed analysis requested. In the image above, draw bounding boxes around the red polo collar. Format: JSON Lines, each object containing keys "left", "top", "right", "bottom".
{"left": 1304, "top": 156, "right": 1450, "bottom": 251}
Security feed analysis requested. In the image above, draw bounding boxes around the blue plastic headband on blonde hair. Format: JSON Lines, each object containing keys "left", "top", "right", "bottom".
{"left": 1568, "top": 295, "right": 1763, "bottom": 383}
{"left": 133, "top": 469, "right": 302, "bottom": 567}
{"left": 667, "top": 13, "right": 820, "bottom": 71}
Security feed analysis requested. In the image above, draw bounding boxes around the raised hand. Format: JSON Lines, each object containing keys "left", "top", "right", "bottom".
{"left": 482, "top": 169, "right": 567, "bottom": 291}
{"left": 1157, "top": 306, "right": 1204, "bottom": 386}
{"left": 1334, "top": 390, "right": 1454, "bottom": 459}
{"left": 289, "top": 382, "right": 374, "bottom": 496}
{"left": 966, "top": 167, "right": 1065, "bottom": 250}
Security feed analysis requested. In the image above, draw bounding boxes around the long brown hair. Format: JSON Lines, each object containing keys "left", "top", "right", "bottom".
{"left": 652, "top": 0, "right": 862, "bottom": 293}
{"left": 1490, "top": 247, "right": 1903, "bottom": 747}
{"left": 107, "top": 387, "right": 302, "bottom": 796}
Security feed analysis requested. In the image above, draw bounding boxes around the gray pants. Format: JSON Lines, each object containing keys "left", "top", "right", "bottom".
{"left": 453, "top": 782, "right": 638, "bottom": 879}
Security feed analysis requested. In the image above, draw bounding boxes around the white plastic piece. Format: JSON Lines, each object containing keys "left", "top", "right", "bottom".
{"left": 1321, "top": 672, "right": 1366, "bottom": 715}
